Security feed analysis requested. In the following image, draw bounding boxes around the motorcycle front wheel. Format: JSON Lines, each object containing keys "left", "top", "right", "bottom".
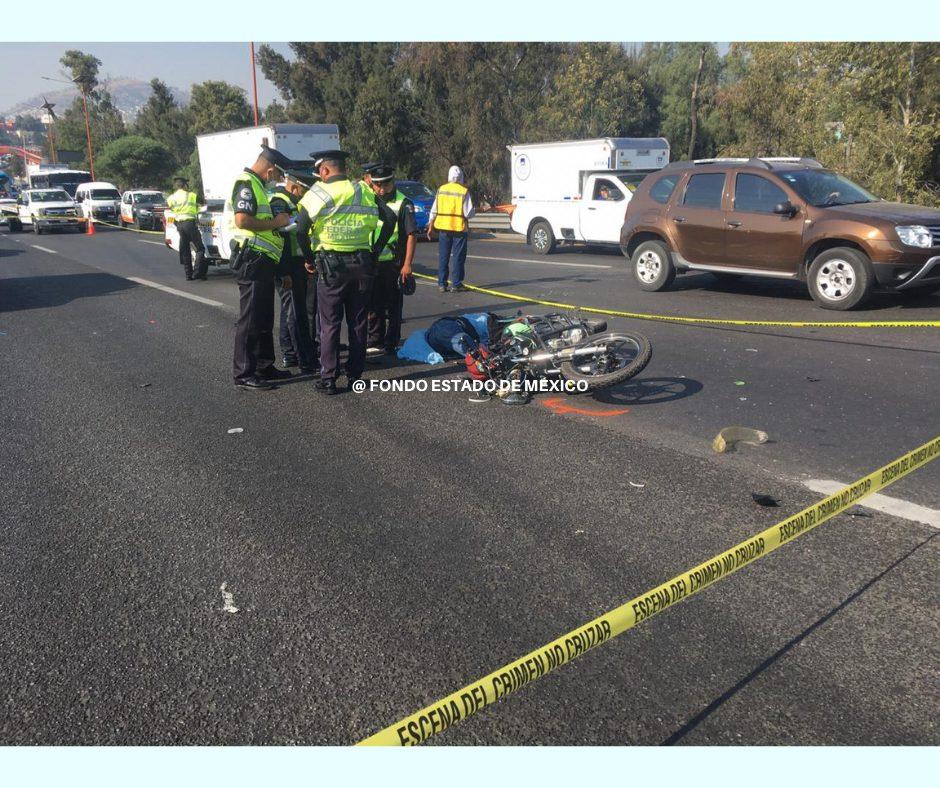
{"left": 559, "top": 331, "right": 652, "bottom": 390}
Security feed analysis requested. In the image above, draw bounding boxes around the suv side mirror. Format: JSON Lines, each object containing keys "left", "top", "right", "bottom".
{"left": 774, "top": 200, "right": 798, "bottom": 217}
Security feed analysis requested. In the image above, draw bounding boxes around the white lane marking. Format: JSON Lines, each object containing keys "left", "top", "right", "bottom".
{"left": 219, "top": 583, "right": 240, "bottom": 614}
{"left": 804, "top": 479, "right": 940, "bottom": 528}
{"left": 469, "top": 254, "right": 611, "bottom": 270}
{"left": 140, "top": 240, "right": 166, "bottom": 246}
{"left": 125, "top": 276, "right": 227, "bottom": 308}
{"left": 31, "top": 244, "right": 58, "bottom": 254}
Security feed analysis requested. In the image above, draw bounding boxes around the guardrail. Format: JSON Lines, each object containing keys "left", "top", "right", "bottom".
{"left": 469, "top": 213, "right": 512, "bottom": 231}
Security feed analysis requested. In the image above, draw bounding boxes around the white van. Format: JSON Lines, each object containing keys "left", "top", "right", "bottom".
{"left": 508, "top": 138, "right": 670, "bottom": 254}
{"left": 74, "top": 181, "right": 122, "bottom": 224}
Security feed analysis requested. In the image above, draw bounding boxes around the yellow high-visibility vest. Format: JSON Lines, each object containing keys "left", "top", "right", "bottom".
{"left": 372, "top": 190, "right": 405, "bottom": 262}
{"left": 226, "top": 171, "right": 284, "bottom": 263}
{"left": 433, "top": 182, "right": 468, "bottom": 232}
{"left": 299, "top": 179, "right": 379, "bottom": 253}
{"left": 167, "top": 189, "right": 198, "bottom": 220}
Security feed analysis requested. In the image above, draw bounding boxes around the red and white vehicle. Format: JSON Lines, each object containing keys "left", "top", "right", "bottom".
{"left": 120, "top": 189, "right": 166, "bottom": 230}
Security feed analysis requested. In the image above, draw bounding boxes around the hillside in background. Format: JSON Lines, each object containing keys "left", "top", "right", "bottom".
{"left": 2, "top": 79, "right": 190, "bottom": 121}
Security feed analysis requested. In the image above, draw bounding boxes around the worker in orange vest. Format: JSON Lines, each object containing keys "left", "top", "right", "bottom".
{"left": 428, "top": 165, "right": 474, "bottom": 292}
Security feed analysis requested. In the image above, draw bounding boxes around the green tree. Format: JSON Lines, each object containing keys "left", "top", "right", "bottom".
{"left": 262, "top": 99, "right": 290, "bottom": 123}
{"left": 187, "top": 81, "right": 253, "bottom": 136}
{"left": 399, "top": 42, "right": 564, "bottom": 202}
{"left": 96, "top": 135, "right": 174, "bottom": 189}
{"left": 541, "top": 44, "right": 654, "bottom": 142}
{"left": 644, "top": 43, "right": 723, "bottom": 160}
{"left": 59, "top": 49, "right": 101, "bottom": 94}
{"left": 54, "top": 90, "right": 126, "bottom": 170}
{"left": 134, "top": 79, "right": 192, "bottom": 169}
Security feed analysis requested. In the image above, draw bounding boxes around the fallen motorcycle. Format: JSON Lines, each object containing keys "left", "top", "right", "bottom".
{"left": 465, "top": 312, "right": 652, "bottom": 392}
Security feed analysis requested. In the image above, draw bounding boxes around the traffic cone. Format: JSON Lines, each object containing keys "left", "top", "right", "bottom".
{"left": 86, "top": 216, "right": 95, "bottom": 236}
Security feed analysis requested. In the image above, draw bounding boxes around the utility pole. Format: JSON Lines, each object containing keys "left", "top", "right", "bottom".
{"left": 249, "top": 42, "right": 260, "bottom": 126}
{"left": 42, "top": 75, "right": 95, "bottom": 177}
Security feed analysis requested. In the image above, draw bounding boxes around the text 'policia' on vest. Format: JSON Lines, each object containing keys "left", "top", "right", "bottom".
{"left": 433, "top": 181, "right": 468, "bottom": 232}
{"left": 299, "top": 179, "right": 381, "bottom": 253}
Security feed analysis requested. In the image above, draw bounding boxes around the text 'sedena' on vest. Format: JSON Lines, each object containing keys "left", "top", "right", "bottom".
{"left": 433, "top": 181, "right": 468, "bottom": 232}
{"left": 372, "top": 189, "right": 405, "bottom": 262}
{"left": 167, "top": 189, "right": 198, "bottom": 220}
{"left": 227, "top": 172, "right": 284, "bottom": 263}
{"left": 300, "top": 179, "right": 381, "bottom": 253}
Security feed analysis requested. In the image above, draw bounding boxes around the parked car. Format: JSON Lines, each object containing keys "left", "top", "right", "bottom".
{"left": 396, "top": 180, "right": 435, "bottom": 233}
{"left": 74, "top": 181, "right": 122, "bottom": 224}
{"left": 121, "top": 189, "right": 166, "bottom": 230}
{"left": 7, "top": 188, "right": 82, "bottom": 234}
{"left": 620, "top": 157, "right": 940, "bottom": 310}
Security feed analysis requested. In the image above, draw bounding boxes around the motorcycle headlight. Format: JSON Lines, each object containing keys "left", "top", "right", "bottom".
{"left": 896, "top": 225, "right": 932, "bottom": 248}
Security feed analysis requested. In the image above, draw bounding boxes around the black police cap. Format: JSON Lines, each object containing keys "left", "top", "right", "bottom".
{"left": 363, "top": 163, "right": 395, "bottom": 182}
{"left": 310, "top": 149, "right": 349, "bottom": 168}
{"left": 258, "top": 144, "right": 296, "bottom": 171}
{"left": 284, "top": 168, "right": 319, "bottom": 187}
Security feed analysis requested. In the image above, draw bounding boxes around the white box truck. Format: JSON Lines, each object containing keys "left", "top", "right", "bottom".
{"left": 508, "top": 138, "right": 669, "bottom": 254}
{"left": 166, "top": 123, "right": 340, "bottom": 263}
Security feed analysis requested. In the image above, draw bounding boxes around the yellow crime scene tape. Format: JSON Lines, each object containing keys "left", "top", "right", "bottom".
{"left": 411, "top": 271, "right": 940, "bottom": 328}
{"left": 86, "top": 217, "right": 165, "bottom": 236}
{"left": 358, "top": 435, "right": 940, "bottom": 746}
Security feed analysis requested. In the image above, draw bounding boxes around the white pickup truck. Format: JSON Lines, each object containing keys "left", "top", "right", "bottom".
{"left": 508, "top": 138, "right": 670, "bottom": 254}
{"left": 166, "top": 123, "right": 340, "bottom": 264}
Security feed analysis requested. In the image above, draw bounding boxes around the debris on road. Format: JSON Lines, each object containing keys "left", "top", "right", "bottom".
{"left": 227, "top": 427, "right": 244, "bottom": 434}
{"left": 807, "top": 377, "right": 821, "bottom": 383}
{"left": 137, "top": 383, "right": 152, "bottom": 389}
{"left": 845, "top": 507, "right": 874, "bottom": 518}
{"left": 751, "top": 493, "right": 781, "bottom": 507}
{"left": 219, "top": 583, "right": 240, "bottom": 614}
{"left": 712, "top": 426, "right": 769, "bottom": 454}
{"left": 734, "top": 380, "right": 746, "bottom": 386}
{"left": 628, "top": 481, "right": 646, "bottom": 488}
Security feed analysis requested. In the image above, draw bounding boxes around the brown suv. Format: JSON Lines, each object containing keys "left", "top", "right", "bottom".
{"left": 620, "top": 158, "right": 940, "bottom": 309}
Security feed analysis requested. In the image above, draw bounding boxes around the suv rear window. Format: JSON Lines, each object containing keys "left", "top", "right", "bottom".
{"left": 649, "top": 174, "right": 679, "bottom": 204}
{"left": 683, "top": 173, "right": 725, "bottom": 209}
{"left": 734, "top": 174, "right": 789, "bottom": 213}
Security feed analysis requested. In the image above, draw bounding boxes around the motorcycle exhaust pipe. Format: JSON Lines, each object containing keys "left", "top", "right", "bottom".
{"left": 512, "top": 345, "right": 606, "bottom": 364}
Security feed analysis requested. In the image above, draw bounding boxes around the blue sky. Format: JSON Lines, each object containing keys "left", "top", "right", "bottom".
{"left": 0, "top": 43, "right": 293, "bottom": 113}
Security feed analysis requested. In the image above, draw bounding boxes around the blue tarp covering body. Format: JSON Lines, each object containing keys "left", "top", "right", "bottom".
{"left": 398, "top": 313, "right": 491, "bottom": 365}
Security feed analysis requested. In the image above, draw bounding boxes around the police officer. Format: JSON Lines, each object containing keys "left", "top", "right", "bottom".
{"left": 269, "top": 166, "right": 319, "bottom": 375}
{"left": 295, "top": 150, "right": 397, "bottom": 395}
{"left": 230, "top": 146, "right": 296, "bottom": 391}
{"left": 166, "top": 177, "right": 207, "bottom": 281}
{"left": 361, "top": 163, "right": 417, "bottom": 356}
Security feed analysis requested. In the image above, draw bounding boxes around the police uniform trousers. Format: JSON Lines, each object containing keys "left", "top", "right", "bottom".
{"left": 176, "top": 218, "right": 207, "bottom": 280}
{"left": 233, "top": 254, "right": 276, "bottom": 382}
{"left": 277, "top": 258, "right": 317, "bottom": 369}
{"left": 317, "top": 255, "right": 375, "bottom": 382}
{"left": 305, "top": 271, "right": 320, "bottom": 355}
{"left": 367, "top": 260, "right": 404, "bottom": 352}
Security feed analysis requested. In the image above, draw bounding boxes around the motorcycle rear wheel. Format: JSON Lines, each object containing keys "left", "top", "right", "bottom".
{"left": 559, "top": 332, "right": 652, "bottom": 390}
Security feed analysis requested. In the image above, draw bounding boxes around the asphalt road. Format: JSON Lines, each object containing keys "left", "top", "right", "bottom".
{"left": 1, "top": 225, "right": 938, "bottom": 746}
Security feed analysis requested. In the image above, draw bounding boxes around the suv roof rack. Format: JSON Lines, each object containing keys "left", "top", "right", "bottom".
{"left": 664, "top": 157, "right": 825, "bottom": 172}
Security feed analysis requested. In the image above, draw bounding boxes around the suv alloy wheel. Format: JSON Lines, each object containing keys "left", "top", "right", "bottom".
{"left": 631, "top": 239, "right": 676, "bottom": 291}
{"left": 807, "top": 247, "right": 873, "bottom": 310}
